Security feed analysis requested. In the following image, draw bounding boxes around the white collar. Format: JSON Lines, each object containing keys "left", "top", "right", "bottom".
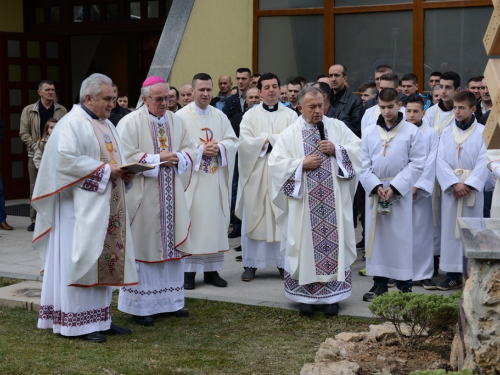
{"left": 300, "top": 116, "right": 317, "bottom": 130}
{"left": 193, "top": 103, "right": 210, "bottom": 115}
{"left": 145, "top": 106, "right": 167, "bottom": 124}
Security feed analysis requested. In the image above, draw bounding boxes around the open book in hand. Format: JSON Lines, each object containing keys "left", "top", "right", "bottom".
{"left": 120, "top": 161, "right": 168, "bottom": 174}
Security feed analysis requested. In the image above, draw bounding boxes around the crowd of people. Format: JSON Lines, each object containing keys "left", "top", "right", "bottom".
{"left": 1, "top": 62, "right": 496, "bottom": 343}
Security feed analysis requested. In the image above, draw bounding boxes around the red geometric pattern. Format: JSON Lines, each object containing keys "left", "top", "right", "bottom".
{"left": 302, "top": 128, "right": 339, "bottom": 276}
{"left": 284, "top": 269, "right": 352, "bottom": 299}
{"left": 81, "top": 166, "right": 105, "bottom": 192}
{"left": 38, "top": 305, "right": 111, "bottom": 327}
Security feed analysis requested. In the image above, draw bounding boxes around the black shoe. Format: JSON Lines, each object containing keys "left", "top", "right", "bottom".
{"left": 101, "top": 323, "right": 132, "bottom": 336}
{"left": 401, "top": 287, "right": 412, "bottom": 293}
{"left": 356, "top": 240, "right": 364, "bottom": 249}
{"left": 184, "top": 272, "right": 196, "bottom": 290}
{"left": 323, "top": 303, "right": 340, "bottom": 316}
{"left": 27, "top": 222, "right": 35, "bottom": 232}
{"left": 228, "top": 228, "right": 241, "bottom": 238}
{"left": 387, "top": 279, "right": 396, "bottom": 288}
{"left": 160, "top": 309, "right": 189, "bottom": 318}
{"left": 132, "top": 315, "right": 154, "bottom": 327}
{"left": 420, "top": 279, "right": 437, "bottom": 290}
{"left": 79, "top": 331, "right": 107, "bottom": 343}
{"left": 278, "top": 267, "right": 284, "bottom": 278}
{"left": 241, "top": 267, "right": 256, "bottom": 281}
{"left": 299, "top": 303, "right": 315, "bottom": 314}
{"left": 234, "top": 245, "right": 242, "bottom": 252}
{"left": 204, "top": 271, "right": 228, "bottom": 287}
{"left": 437, "top": 279, "right": 462, "bottom": 291}
{"left": 235, "top": 255, "right": 242, "bottom": 261}
{"left": 363, "top": 285, "right": 388, "bottom": 302}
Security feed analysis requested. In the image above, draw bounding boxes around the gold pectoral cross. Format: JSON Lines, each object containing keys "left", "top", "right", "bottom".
{"left": 382, "top": 140, "right": 390, "bottom": 156}
{"left": 456, "top": 143, "right": 463, "bottom": 158}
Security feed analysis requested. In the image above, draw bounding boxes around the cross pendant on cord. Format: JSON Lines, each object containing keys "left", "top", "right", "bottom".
{"left": 382, "top": 140, "right": 390, "bottom": 156}
{"left": 456, "top": 143, "right": 463, "bottom": 158}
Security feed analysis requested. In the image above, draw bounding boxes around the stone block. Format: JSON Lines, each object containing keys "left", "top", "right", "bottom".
{"left": 335, "top": 332, "right": 364, "bottom": 342}
{"left": 301, "top": 360, "right": 361, "bottom": 375}
{"left": 315, "top": 338, "right": 342, "bottom": 363}
{"left": 0, "top": 281, "right": 42, "bottom": 312}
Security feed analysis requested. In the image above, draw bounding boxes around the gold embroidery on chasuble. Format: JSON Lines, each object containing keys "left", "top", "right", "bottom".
{"left": 90, "top": 119, "right": 127, "bottom": 284}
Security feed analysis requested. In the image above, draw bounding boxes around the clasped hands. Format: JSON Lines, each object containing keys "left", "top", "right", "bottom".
{"left": 203, "top": 141, "right": 220, "bottom": 157}
{"left": 377, "top": 186, "right": 394, "bottom": 202}
{"left": 453, "top": 183, "right": 470, "bottom": 198}
{"left": 302, "top": 141, "right": 335, "bottom": 171}
{"left": 160, "top": 150, "right": 179, "bottom": 167}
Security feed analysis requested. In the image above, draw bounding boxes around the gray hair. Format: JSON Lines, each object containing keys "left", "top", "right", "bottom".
{"left": 79, "top": 73, "right": 113, "bottom": 103}
{"left": 431, "top": 84, "right": 441, "bottom": 93}
{"left": 298, "top": 87, "right": 323, "bottom": 105}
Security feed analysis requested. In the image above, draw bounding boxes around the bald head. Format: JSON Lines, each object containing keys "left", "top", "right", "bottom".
{"left": 218, "top": 75, "right": 233, "bottom": 96}
{"left": 246, "top": 87, "right": 261, "bottom": 108}
{"left": 180, "top": 84, "right": 194, "bottom": 106}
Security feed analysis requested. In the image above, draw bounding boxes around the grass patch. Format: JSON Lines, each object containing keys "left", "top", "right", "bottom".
{"left": 0, "top": 295, "right": 376, "bottom": 374}
{"left": 0, "top": 277, "right": 25, "bottom": 288}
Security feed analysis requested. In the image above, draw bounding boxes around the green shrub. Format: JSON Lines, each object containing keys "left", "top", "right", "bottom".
{"left": 368, "top": 291, "right": 461, "bottom": 349}
{"left": 410, "top": 370, "right": 472, "bottom": 375}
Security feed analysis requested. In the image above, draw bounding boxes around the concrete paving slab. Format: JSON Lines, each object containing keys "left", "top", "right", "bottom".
{"left": 0, "top": 281, "right": 41, "bottom": 311}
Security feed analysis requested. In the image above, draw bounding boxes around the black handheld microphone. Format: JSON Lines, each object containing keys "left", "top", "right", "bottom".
{"left": 317, "top": 121, "right": 326, "bottom": 141}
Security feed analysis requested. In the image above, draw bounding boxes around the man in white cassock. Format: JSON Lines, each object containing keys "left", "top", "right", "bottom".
{"left": 236, "top": 72, "right": 297, "bottom": 281}
{"left": 436, "top": 91, "right": 492, "bottom": 291}
{"left": 32, "top": 74, "right": 138, "bottom": 343}
{"left": 423, "top": 71, "right": 461, "bottom": 271}
{"left": 176, "top": 73, "right": 238, "bottom": 289}
{"left": 361, "top": 88, "right": 425, "bottom": 301}
{"left": 269, "top": 87, "right": 362, "bottom": 316}
{"left": 116, "top": 76, "right": 197, "bottom": 327}
{"left": 405, "top": 95, "right": 439, "bottom": 290}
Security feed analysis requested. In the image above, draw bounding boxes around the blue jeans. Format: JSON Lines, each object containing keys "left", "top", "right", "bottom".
{"left": 0, "top": 170, "right": 6, "bottom": 223}
{"left": 373, "top": 276, "right": 413, "bottom": 290}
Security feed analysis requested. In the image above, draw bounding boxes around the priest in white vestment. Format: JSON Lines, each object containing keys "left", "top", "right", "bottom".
{"left": 270, "top": 87, "right": 362, "bottom": 315}
{"left": 32, "top": 74, "right": 138, "bottom": 343}
{"left": 116, "top": 77, "right": 197, "bottom": 327}
{"left": 423, "top": 71, "right": 461, "bottom": 267}
{"left": 436, "top": 91, "right": 491, "bottom": 291}
{"left": 236, "top": 73, "right": 297, "bottom": 281}
{"left": 176, "top": 73, "right": 238, "bottom": 289}
{"left": 405, "top": 95, "right": 439, "bottom": 289}
{"left": 361, "top": 88, "right": 426, "bottom": 301}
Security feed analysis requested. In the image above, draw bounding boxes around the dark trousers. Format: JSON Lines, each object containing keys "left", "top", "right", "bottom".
{"left": 484, "top": 190, "right": 493, "bottom": 218}
{"left": 355, "top": 183, "right": 366, "bottom": 239}
{"left": 446, "top": 272, "right": 462, "bottom": 281}
{"left": 0, "top": 170, "right": 6, "bottom": 223}
{"left": 230, "top": 155, "right": 241, "bottom": 230}
{"left": 374, "top": 276, "right": 413, "bottom": 290}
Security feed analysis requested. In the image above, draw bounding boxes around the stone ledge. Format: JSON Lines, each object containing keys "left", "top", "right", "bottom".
{"left": 0, "top": 281, "right": 42, "bottom": 312}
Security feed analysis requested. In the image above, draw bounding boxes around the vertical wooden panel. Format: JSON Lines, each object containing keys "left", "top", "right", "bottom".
{"left": 413, "top": 0, "right": 424, "bottom": 87}
{"left": 252, "top": 0, "right": 259, "bottom": 74}
{"left": 324, "top": 0, "right": 334, "bottom": 72}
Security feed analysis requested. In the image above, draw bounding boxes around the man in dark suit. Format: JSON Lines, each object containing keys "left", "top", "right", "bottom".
{"left": 222, "top": 68, "right": 251, "bottom": 120}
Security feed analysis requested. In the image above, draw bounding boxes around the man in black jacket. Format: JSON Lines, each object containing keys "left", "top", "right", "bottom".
{"left": 109, "top": 84, "right": 131, "bottom": 126}
{"left": 222, "top": 68, "right": 251, "bottom": 120}
{"left": 313, "top": 82, "right": 350, "bottom": 126}
{"left": 328, "top": 64, "right": 363, "bottom": 138}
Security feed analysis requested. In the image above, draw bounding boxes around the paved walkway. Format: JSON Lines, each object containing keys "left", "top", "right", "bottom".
{"left": 0, "top": 199, "right": 454, "bottom": 318}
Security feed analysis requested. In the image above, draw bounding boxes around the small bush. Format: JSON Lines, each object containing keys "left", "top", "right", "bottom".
{"left": 369, "top": 291, "right": 461, "bottom": 349}
{"left": 410, "top": 370, "right": 472, "bottom": 375}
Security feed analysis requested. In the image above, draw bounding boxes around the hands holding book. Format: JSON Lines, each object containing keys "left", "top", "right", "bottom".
{"left": 160, "top": 150, "right": 179, "bottom": 167}
{"left": 110, "top": 164, "right": 136, "bottom": 182}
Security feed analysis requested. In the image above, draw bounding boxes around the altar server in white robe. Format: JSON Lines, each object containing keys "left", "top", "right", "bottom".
{"left": 361, "top": 88, "right": 426, "bottom": 301}
{"left": 116, "top": 76, "right": 197, "bottom": 327}
{"left": 436, "top": 91, "right": 491, "bottom": 291}
{"left": 236, "top": 72, "right": 297, "bottom": 282}
{"left": 270, "top": 87, "right": 362, "bottom": 316}
{"left": 423, "top": 71, "right": 461, "bottom": 267}
{"left": 177, "top": 73, "right": 238, "bottom": 289}
{"left": 32, "top": 74, "right": 138, "bottom": 343}
{"left": 361, "top": 73, "right": 405, "bottom": 132}
{"left": 405, "top": 94, "right": 439, "bottom": 290}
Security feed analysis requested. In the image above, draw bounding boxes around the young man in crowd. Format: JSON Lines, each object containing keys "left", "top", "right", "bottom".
{"left": 359, "top": 82, "right": 377, "bottom": 107}
{"left": 361, "top": 88, "right": 425, "bottom": 301}
{"left": 406, "top": 95, "right": 439, "bottom": 290}
{"left": 400, "top": 73, "right": 431, "bottom": 111}
{"left": 436, "top": 91, "right": 491, "bottom": 290}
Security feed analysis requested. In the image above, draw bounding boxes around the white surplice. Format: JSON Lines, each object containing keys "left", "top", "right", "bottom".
{"left": 176, "top": 103, "right": 238, "bottom": 272}
{"left": 361, "top": 118, "right": 426, "bottom": 281}
{"left": 32, "top": 105, "right": 138, "bottom": 336}
{"left": 361, "top": 104, "right": 405, "bottom": 132}
{"left": 237, "top": 102, "right": 297, "bottom": 269}
{"left": 412, "top": 123, "right": 439, "bottom": 281}
{"left": 116, "top": 107, "right": 197, "bottom": 315}
{"left": 270, "top": 116, "right": 362, "bottom": 304}
{"left": 436, "top": 121, "right": 490, "bottom": 273}
{"left": 423, "top": 103, "right": 455, "bottom": 257}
